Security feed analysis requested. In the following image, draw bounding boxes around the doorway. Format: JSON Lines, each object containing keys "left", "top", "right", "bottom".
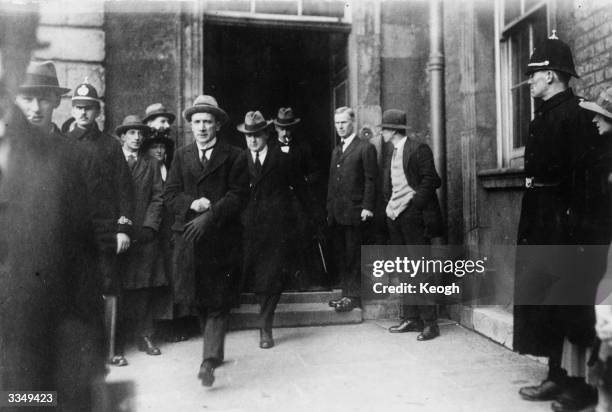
{"left": 203, "top": 21, "right": 348, "bottom": 291}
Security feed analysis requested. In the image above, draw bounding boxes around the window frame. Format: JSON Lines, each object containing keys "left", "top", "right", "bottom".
{"left": 495, "top": 0, "right": 555, "bottom": 169}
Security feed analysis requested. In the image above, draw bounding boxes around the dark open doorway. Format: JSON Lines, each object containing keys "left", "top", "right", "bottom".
{"left": 203, "top": 21, "right": 348, "bottom": 291}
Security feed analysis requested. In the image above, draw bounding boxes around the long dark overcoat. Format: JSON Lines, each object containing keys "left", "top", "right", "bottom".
{"left": 513, "top": 88, "right": 605, "bottom": 356}
{"left": 121, "top": 155, "right": 166, "bottom": 289}
{"left": 0, "top": 107, "right": 105, "bottom": 409}
{"left": 242, "top": 147, "right": 308, "bottom": 294}
{"left": 164, "top": 140, "right": 249, "bottom": 308}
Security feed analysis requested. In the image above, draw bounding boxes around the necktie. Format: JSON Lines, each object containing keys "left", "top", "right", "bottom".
{"left": 392, "top": 147, "right": 398, "bottom": 161}
{"left": 127, "top": 154, "right": 136, "bottom": 170}
{"left": 254, "top": 151, "right": 262, "bottom": 175}
{"left": 201, "top": 149, "right": 208, "bottom": 169}
{"left": 341, "top": 139, "right": 346, "bottom": 152}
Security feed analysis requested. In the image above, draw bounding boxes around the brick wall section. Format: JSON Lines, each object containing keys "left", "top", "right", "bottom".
{"left": 570, "top": 1, "right": 612, "bottom": 100}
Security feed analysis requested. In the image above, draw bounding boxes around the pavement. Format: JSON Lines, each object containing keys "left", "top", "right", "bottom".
{"left": 106, "top": 320, "right": 554, "bottom": 412}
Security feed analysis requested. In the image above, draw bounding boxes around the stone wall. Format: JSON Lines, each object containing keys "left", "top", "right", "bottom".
{"left": 34, "top": 1, "right": 106, "bottom": 130}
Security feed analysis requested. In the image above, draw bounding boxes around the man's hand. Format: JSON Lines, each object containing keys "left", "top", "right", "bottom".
{"left": 361, "top": 209, "right": 374, "bottom": 222}
{"left": 184, "top": 211, "right": 213, "bottom": 243}
{"left": 116, "top": 233, "right": 130, "bottom": 254}
{"left": 190, "top": 197, "right": 211, "bottom": 213}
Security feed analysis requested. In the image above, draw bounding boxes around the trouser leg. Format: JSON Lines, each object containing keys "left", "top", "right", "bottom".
{"left": 342, "top": 224, "right": 362, "bottom": 300}
{"left": 258, "top": 293, "right": 281, "bottom": 331}
{"left": 547, "top": 338, "right": 568, "bottom": 383}
{"left": 199, "top": 306, "right": 228, "bottom": 367}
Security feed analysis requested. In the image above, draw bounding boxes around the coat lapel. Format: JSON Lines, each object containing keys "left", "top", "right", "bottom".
{"left": 248, "top": 146, "right": 277, "bottom": 187}
{"left": 199, "top": 142, "right": 230, "bottom": 183}
{"left": 185, "top": 142, "right": 204, "bottom": 179}
{"left": 339, "top": 136, "right": 358, "bottom": 161}
{"left": 131, "top": 155, "right": 147, "bottom": 181}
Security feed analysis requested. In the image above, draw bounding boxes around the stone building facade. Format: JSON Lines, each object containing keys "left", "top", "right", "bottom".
{"left": 30, "top": 0, "right": 612, "bottom": 345}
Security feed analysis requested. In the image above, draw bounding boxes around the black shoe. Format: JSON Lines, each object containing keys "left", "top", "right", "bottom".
{"left": 260, "top": 329, "right": 274, "bottom": 349}
{"left": 417, "top": 324, "right": 440, "bottom": 341}
{"left": 137, "top": 336, "right": 161, "bottom": 356}
{"left": 108, "top": 355, "right": 128, "bottom": 367}
{"left": 335, "top": 297, "right": 359, "bottom": 312}
{"left": 198, "top": 362, "right": 215, "bottom": 387}
{"left": 551, "top": 383, "right": 597, "bottom": 411}
{"left": 328, "top": 297, "right": 343, "bottom": 307}
{"left": 519, "top": 379, "right": 564, "bottom": 401}
{"left": 388, "top": 319, "right": 424, "bottom": 333}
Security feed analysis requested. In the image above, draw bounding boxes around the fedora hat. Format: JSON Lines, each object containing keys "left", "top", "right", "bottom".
{"left": 378, "top": 109, "right": 407, "bottom": 131}
{"left": 525, "top": 31, "right": 578, "bottom": 78}
{"left": 71, "top": 79, "right": 102, "bottom": 105}
{"left": 115, "top": 115, "right": 153, "bottom": 136}
{"left": 19, "top": 61, "right": 71, "bottom": 95}
{"left": 273, "top": 107, "right": 300, "bottom": 127}
{"left": 579, "top": 87, "right": 612, "bottom": 120}
{"left": 183, "top": 95, "right": 228, "bottom": 124}
{"left": 237, "top": 111, "right": 273, "bottom": 134}
{"left": 143, "top": 103, "right": 176, "bottom": 124}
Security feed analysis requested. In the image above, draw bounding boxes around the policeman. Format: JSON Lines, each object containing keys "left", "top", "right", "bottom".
{"left": 513, "top": 32, "right": 602, "bottom": 411}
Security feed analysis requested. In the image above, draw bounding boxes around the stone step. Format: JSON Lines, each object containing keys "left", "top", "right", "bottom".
{"left": 239, "top": 289, "right": 343, "bottom": 304}
{"left": 229, "top": 302, "right": 363, "bottom": 330}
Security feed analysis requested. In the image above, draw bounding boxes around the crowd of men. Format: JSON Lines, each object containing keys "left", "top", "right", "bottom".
{"left": 0, "top": 25, "right": 611, "bottom": 412}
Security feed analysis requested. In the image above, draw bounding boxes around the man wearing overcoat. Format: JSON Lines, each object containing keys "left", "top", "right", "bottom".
{"left": 513, "top": 34, "right": 604, "bottom": 410}
{"left": 164, "top": 95, "right": 249, "bottom": 387}
{"left": 327, "top": 106, "right": 378, "bottom": 312}
{"left": 381, "top": 109, "right": 445, "bottom": 341}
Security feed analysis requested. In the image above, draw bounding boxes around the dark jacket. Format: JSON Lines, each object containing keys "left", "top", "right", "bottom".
{"left": 66, "top": 123, "right": 135, "bottom": 241}
{"left": 513, "top": 88, "right": 604, "bottom": 356}
{"left": 327, "top": 136, "right": 378, "bottom": 226}
{"left": 0, "top": 107, "right": 105, "bottom": 406}
{"left": 242, "top": 147, "right": 308, "bottom": 293}
{"left": 120, "top": 154, "right": 166, "bottom": 289}
{"left": 164, "top": 140, "right": 249, "bottom": 308}
{"left": 382, "top": 137, "right": 445, "bottom": 238}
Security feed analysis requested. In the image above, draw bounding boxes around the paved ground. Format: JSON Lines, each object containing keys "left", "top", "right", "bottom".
{"left": 106, "top": 320, "right": 553, "bottom": 412}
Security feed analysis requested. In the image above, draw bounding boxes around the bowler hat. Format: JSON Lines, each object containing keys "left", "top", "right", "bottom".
{"left": 143, "top": 103, "right": 176, "bottom": 124}
{"left": 183, "top": 95, "right": 228, "bottom": 124}
{"left": 71, "top": 79, "right": 102, "bottom": 105}
{"left": 525, "top": 31, "right": 578, "bottom": 78}
{"left": 115, "top": 115, "right": 152, "bottom": 136}
{"left": 579, "top": 87, "right": 612, "bottom": 120}
{"left": 18, "top": 61, "right": 71, "bottom": 95}
{"left": 236, "top": 111, "right": 273, "bottom": 134}
{"left": 379, "top": 109, "right": 407, "bottom": 131}
{"left": 273, "top": 107, "right": 301, "bottom": 127}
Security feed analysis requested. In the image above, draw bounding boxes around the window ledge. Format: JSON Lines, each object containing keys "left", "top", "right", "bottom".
{"left": 478, "top": 168, "right": 525, "bottom": 190}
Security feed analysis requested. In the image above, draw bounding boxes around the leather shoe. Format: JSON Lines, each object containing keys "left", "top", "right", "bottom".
{"left": 519, "top": 380, "right": 564, "bottom": 401}
{"left": 335, "top": 297, "right": 359, "bottom": 312}
{"left": 138, "top": 336, "right": 161, "bottom": 356}
{"left": 388, "top": 319, "right": 424, "bottom": 333}
{"left": 260, "top": 329, "right": 274, "bottom": 349}
{"left": 550, "top": 383, "right": 597, "bottom": 411}
{"left": 417, "top": 324, "right": 440, "bottom": 341}
{"left": 108, "top": 355, "right": 128, "bottom": 367}
{"left": 328, "top": 297, "right": 343, "bottom": 307}
{"left": 198, "top": 362, "right": 215, "bottom": 387}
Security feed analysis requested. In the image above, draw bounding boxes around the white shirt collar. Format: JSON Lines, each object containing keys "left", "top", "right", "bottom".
{"left": 122, "top": 147, "right": 137, "bottom": 160}
{"left": 251, "top": 144, "right": 268, "bottom": 163}
{"left": 392, "top": 135, "right": 407, "bottom": 150}
{"left": 341, "top": 133, "right": 356, "bottom": 150}
{"left": 196, "top": 137, "right": 217, "bottom": 152}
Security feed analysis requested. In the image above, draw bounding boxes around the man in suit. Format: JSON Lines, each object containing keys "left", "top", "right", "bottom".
{"left": 271, "top": 107, "right": 325, "bottom": 290}
{"left": 327, "top": 106, "right": 378, "bottom": 312}
{"left": 164, "top": 95, "right": 249, "bottom": 387}
{"left": 381, "top": 109, "right": 444, "bottom": 341}
{"left": 239, "top": 111, "right": 309, "bottom": 349}
{"left": 116, "top": 115, "right": 166, "bottom": 361}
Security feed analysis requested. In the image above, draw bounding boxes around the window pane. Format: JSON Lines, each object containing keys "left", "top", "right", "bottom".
{"left": 504, "top": 0, "right": 521, "bottom": 25}
{"left": 302, "top": 0, "right": 345, "bottom": 18}
{"left": 512, "top": 83, "right": 531, "bottom": 148}
{"left": 256, "top": 0, "right": 298, "bottom": 15}
{"left": 205, "top": 0, "right": 251, "bottom": 12}
{"left": 510, "top": 27, "right": 530, "bottom": 87}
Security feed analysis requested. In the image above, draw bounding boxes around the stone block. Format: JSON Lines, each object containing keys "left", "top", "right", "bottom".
{"left": 39, "top": 1, "right": 104, "bottom": 27}
{"left": 34, "top": 26, "right": 105, "bottom": 62}
{"left": 381, "top": 24, "right": 420, "bottom": 58}
{"left": 53, "top": 62, "right": 105, "bottom": 95}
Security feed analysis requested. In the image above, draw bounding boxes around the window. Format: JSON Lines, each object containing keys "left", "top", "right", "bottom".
{"left": 496, "top": 0, "right": 552, "bottom": 168}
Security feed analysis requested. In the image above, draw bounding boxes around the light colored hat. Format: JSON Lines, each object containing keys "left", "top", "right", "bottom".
{"left": 579, "top": 87, "right": 612, "bottom": 119}
{"left": 183, "top": 95, "right": 228, "bottom": 124}
{"left": 143, "top": 103, "right": 176, "bottom": 124}
{"left": 115, "top": 115, "right": 153, "bottom": 136}
{"left": 236, "top": 111, "right": 273, "bottom": 134}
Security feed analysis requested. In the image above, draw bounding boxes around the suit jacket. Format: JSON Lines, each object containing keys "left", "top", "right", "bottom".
{"left": 242, "top": 147, "right": 308, "bottom": 293}
{"left": 121, "top": 154, "right": 166, "bottom": 289}
{"left": 164, "top": 140, "right": 249, "bottom": 307}
{"left": 382, "top": 137, "right": 445, "bottom": 238}
{"left": 327, "top": 136, "right": 378, "bottom": 226}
